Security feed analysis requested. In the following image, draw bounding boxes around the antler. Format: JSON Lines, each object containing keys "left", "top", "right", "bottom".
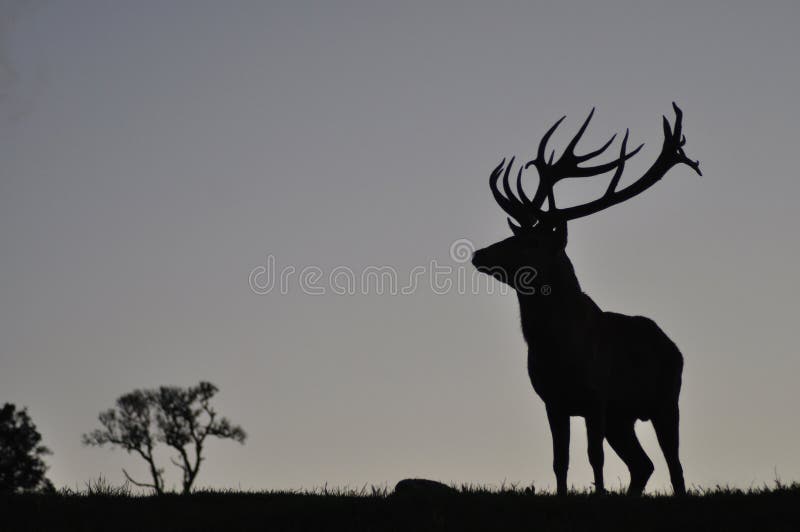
{"left": 524, "top": 108, "right": 643, "bottom": 211}
{"left": 489, "top": 156, "right": 537, "bottom": 229}
{"left": 490, "top": 103, "right": 701, "bottom": 228}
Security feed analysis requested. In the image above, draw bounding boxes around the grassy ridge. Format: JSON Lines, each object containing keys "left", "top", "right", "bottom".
{"left": 2, "top": 483, "right": 799, "bottom": 532}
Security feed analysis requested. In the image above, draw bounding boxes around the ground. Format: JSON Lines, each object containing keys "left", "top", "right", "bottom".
{"left": 1, "top": 482, "right": 798, "bottom": 531}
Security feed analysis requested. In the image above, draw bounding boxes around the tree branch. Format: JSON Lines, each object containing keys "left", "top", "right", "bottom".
{"left": 121, "top": 468, "right": 161, "bottom": 494}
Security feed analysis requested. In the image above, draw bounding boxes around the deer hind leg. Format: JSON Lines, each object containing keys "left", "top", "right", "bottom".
{"left": 652, "top": 405, "right": 686, "bottom": 496}
{"left": 585, "top": 412, "right": 606, "bottom": 494}
{"left": 605, "top": 417, "right": 653, "bottom": 496}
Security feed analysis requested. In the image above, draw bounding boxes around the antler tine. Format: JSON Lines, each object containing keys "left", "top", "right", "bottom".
{"left": 605, "top": 129, "right": 630, "bottom": 196}
{"left": 501, "top": 157, "right": 518, "bottom": 208}
{"left": 671, "top": 101, "right": 683, "bottom": 140}
{"left": 567, "top": 144, "right": 643, "bottom": 178}
{"left": 669, "top": 101, "right": 702, "bottom": 176}
{"left": 562, "top": 107, "right": 595, "bottom": 158}
{"left": 516, "top": 164, "right": 533, "bottom": 206}
{"left": 576, "top": 133, "right": 617, "bottom": 163}
{"left": 527, "top": 116, "right": 566, "bottom": 171}
{"left": 489, "top": 158, "right": 511, "bottom": 212}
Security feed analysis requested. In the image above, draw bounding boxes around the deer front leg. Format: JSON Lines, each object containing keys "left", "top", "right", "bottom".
{"left": 585, "top": 410, "right": 606, "bottom": 494}
{"left": 546, "top": 404, "right": 570, "bottom": 495}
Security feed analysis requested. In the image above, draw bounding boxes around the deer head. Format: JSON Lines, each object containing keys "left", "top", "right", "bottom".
{"left": 472, "top": 103, "right": 701, "bottom": 294}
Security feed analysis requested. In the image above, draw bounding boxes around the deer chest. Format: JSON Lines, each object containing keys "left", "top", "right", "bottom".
{"left": 527, "top": 345, "right": 606, "bottom": 403}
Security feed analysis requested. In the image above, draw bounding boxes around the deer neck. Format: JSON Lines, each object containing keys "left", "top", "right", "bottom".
{"left": 516, "top": 252, "right": 589, "bottom": 346}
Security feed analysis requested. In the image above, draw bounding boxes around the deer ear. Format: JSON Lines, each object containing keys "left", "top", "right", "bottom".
{"left": 508, "top": 218, "right": 525, "bottom": 237}
{"left": 553, "top": 222, "right": 568, "bottom": 249}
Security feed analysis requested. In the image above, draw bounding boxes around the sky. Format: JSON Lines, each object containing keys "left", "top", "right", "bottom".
{"left": 2, "top": 0, "right": 800, "bottom": 493}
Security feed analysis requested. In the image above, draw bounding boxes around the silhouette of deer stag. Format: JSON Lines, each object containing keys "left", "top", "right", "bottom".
{"left": 472, "top": 103, "right": 701, "bottom": 496}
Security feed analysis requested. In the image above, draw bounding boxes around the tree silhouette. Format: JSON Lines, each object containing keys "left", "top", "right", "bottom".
{"left": 152, "top": 382, "right": 246, "bottom": 494}
{"left": 82, "top": 389, "right": 165, "bottom": 494}
{"left": 83, "top": 381, "right": 246, "bottom": 494}
{"left": 0, "top": 403, "right": 54, "bottom": 493}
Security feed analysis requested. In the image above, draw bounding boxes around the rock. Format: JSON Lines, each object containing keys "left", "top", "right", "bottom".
{"left": 392, "top": 478, "right": 457, "bottom": 497}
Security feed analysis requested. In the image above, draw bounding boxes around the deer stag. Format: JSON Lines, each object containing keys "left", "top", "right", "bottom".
{"left": 471, "top": 103, "right": 701, "bottom": 496}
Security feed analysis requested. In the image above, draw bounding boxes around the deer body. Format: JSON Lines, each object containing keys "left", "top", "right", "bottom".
{"left": 520, "top": 287, "right": 683, "bottom": 419}
{"left": 472, "top": 104, "right": 699, "bottom": 496}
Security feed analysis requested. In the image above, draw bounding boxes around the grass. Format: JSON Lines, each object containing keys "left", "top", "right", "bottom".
{"left": 2, "top": 481, "right": 799, "bottom": 532}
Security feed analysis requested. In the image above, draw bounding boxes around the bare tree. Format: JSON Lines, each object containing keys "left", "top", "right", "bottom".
{"left": 472, "top": 103, "right": 700, "bottom": 496}
{"left": 83, "top": 381, "right": 246, "bottom": 494}
{"left": 151, "top": 382, "right": 246, "bottom": 494}
{"left": 82, "top": 389, "right": 165, "bottom": 494}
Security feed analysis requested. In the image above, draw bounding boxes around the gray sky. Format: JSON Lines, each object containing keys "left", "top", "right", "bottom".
{"left": 2, "top": 0, "right": 799, "bottom": 493}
